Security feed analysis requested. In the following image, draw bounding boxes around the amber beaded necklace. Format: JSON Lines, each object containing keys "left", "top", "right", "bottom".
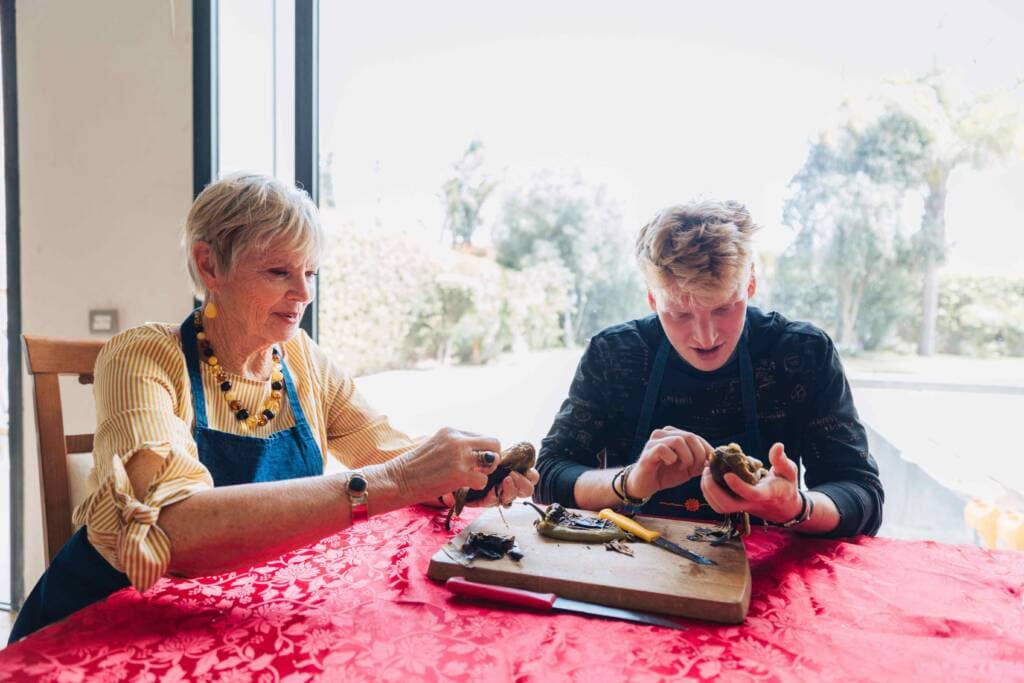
{"left": 193, "top": 311, "right": 285, "bottom": 431}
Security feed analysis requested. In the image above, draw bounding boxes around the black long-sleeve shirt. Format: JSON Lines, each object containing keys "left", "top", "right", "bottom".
{"left": 535, "top": 307, "right": 884, "bottom": 537}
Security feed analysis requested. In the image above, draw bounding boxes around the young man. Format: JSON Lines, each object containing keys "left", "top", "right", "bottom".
{"left": 534, "top": 201, "right": 883, "bottom": 536}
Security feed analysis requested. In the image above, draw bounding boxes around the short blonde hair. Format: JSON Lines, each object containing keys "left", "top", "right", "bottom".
{"left": 635, "top": 200, "right": 760, "bottom": 296}
{"left": 184, "top": 172, "right": 323, "bottom": 297}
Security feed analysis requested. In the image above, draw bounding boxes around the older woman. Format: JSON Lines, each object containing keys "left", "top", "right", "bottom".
{"left": 11, "top": 173, "right": 538, "bottom": 642}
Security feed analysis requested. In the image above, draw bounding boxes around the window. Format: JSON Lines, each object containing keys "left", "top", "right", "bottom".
{"left": 219, "top": 1, "right": 1024, "bottom": 546}
{"left": 218, "top": 0, "right": 294, "bottom": 182}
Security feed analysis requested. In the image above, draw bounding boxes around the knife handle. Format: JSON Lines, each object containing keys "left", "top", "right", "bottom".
{"left": 446, "top": 577, "right": 557, "bottom": 611}
{"left": 599, "top": 508, "right": 661, "bottom": 542}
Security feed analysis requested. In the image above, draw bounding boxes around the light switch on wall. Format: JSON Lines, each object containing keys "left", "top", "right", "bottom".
{"left": 89, "top": 309, "right": 119, "bottom": 334}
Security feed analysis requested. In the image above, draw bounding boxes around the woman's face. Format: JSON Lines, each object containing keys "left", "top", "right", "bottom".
{"left": 208, "top": 242, "right": 318, "bottom": 347}
{"left": 648, "top": 271, "right": 755, "bottom": 372}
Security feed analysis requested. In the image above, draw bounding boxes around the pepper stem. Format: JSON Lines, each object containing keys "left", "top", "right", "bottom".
{"left": 522, "top": 501, "right": 547, "bottom": 518}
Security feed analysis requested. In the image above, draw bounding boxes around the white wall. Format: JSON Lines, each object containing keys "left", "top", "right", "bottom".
{"left": 15, "top": 0, "right": 194, "bottom": 595}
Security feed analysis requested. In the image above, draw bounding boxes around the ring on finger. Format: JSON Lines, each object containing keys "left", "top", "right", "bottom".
{"left": 474, "top": 449, "right": 497, "bottom": 468}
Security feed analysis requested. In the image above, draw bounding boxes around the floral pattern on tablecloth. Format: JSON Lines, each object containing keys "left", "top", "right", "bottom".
{"left": 2, "top": 507, "right": 1023, "bottom": 682}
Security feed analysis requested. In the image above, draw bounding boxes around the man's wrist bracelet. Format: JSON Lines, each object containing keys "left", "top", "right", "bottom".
{"left": 611, "top": 467, "right": 626, "bottom": 500}
{"left": 779, "top": 490, "right": 813, "bottom": 528}
{"left": 612, "top": 464, "right": 651, "bottom": 514}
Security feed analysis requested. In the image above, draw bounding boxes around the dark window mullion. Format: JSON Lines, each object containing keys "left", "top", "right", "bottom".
{"left": 193, "top": 0, "right": 218, "bottom": 312}
{"left": 2, "top": 0, "right": 23, "bottom": 611}
{"left": 193, "top": 0, "right": 218, "bottom": 199}
{"left": 295, "top": 0, "right": 318, "bottom": 340}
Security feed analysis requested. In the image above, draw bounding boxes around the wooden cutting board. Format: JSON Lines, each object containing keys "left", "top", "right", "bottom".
{"left": 427, "top": 505, "right": 751, "bottom": 624}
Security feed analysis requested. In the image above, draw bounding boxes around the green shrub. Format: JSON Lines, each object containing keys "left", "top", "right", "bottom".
{"left": 938, "top": 275, "right": 1024, "bottom": 357}
{"left": 318, "top": 224, "right": 572, "bottom": 374}
{"left": 318, "top": 225, "right": 442, "bottom": 375}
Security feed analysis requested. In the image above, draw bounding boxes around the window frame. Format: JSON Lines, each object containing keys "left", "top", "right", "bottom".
{"left": 205, "top": 0, "right": 318, "bottom": 338}
{"left": 295, "top": 0, "right": 318, "bottom": 339}
{"left": 2, "top": 0, "right": 22, "bottom": 611}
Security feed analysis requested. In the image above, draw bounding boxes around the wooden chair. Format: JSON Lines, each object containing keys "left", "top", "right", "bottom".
{"left": 23, "top": 335, "right": 106, "bottom": 564}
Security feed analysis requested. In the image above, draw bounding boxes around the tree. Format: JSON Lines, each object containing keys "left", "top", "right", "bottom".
{"left": 407, "top": 273, "right": 478, "bottom": 364}
{"left": 781, "top": 109, "right": 927, "bottom": 349}
{"left": 440, "top": 139, "right": 495, "bottom": 248}
{"left": 881, "top": 70, "right": 1023, "bottom": 355}
{"left": 493, "top": 173, "right": 645, "bottom": 344}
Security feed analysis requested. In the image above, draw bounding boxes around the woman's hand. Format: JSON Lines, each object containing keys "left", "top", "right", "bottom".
{"left": 627, "top": 427, "right": 713, "bottom": 500}
{"left": 700, "top": 442, "right": 803, "bottom": 523}
{"left": 378, "top": 427, "right": 501, "bottom": 504}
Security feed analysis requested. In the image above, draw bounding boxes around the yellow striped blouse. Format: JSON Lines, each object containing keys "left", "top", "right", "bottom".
{"left": 72, "top": 322, "right": 415, "bottom": 592}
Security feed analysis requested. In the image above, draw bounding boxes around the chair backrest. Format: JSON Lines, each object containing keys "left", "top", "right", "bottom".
{"left": 23, "top": 335, "right": 105, "bottom": 565}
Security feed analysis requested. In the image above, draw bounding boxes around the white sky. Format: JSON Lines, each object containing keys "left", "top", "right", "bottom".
{"left": 221, "top": 0, "right": 1024, "bottom": 274}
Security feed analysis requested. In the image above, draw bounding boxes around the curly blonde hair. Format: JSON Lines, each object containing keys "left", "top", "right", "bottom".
{"left": 635, "top": 200, "right": 760, "bottom": 296}
{"left": 183, "top": 172, "right": 323, "bottom": 297}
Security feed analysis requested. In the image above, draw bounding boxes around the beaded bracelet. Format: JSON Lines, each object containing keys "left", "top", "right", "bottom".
{"left": 622, "top": 464, "right": 652, "bottom": 507}
{"left": 611, "top": 463, "right": 652, "bottom": 515}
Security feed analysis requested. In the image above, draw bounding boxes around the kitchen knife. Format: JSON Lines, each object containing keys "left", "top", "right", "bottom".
{"left": 445, "top": 576, "right": 685, "bottom": 630}
{"left": 599, "top": 508, "right": 716, "bottom": 566}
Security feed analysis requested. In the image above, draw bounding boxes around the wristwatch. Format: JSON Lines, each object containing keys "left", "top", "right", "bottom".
{"left": 347, "top": 471, "right": 369, "bottom": 523}
{"left": 780, "top": 490, "right": 814, "bottom": 528}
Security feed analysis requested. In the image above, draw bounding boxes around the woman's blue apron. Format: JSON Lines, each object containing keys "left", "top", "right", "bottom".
{"left": 631, "top": 323, "right": 764, "bottom": 518}
{"left": 10, "top": 312, "right": 323, "bottom": 643}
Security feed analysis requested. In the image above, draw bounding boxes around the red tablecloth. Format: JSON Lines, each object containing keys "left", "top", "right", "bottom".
{"left": 2, "top": 507, "right": 1023, "bottom": 682}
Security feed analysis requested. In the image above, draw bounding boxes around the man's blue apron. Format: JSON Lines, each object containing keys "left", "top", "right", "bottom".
{"left": 10, "top": 311, "right": 323, "bottom": 643}
{"left": 630, "top": 323, "right": 765, "bottom": 519}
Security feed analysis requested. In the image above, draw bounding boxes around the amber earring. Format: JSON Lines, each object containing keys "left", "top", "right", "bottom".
{"left": 204, "top": 300, "right": 218, "bottom": 319}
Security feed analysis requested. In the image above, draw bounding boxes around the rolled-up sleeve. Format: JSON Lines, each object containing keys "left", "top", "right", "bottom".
{"left": 800, "top": 336, "right": 885, "bottom": 537}
{"left": 535, "top": 339, "right": 613, "bottom": 506}
{"left": 72, "top": 327, "right": 213, "bottom": 591}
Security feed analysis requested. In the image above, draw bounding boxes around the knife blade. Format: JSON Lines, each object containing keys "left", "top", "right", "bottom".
{"left": 599, "top": 508, "right": 716, "bottom": 566}
{"left": 445, "top": 577, "right": 685, "bottom": 630}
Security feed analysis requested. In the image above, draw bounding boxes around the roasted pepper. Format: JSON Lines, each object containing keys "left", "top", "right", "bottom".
{"left": 526, "top": 502, "right": 630, "bottom": 543}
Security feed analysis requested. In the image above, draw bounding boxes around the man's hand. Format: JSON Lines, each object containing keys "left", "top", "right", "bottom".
{"left": 627, "top": 427, "right": 713, "bottom": 500}
{"left": 700, "top": 442, "right": 803, "bottom": 523}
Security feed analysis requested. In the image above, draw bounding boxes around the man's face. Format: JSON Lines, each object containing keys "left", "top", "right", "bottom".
{"left": 648, "top": 272, "right": 756, "bottom": 372}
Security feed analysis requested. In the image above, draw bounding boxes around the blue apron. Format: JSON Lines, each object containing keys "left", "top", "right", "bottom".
{"left": 10, "top": 312, "right": 323, "bottom": 643}
{"left": 632, "top": 323, "right": 765, "bottom": 518}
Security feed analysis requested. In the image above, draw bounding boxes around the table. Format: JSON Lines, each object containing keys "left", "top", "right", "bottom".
{"left": 1, "top": 507, "right": 1023, "bottom": 682}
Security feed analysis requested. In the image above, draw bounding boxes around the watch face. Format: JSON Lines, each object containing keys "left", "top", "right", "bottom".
{"left": 348, "top": 474, "right": 367, "bottom": 493}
